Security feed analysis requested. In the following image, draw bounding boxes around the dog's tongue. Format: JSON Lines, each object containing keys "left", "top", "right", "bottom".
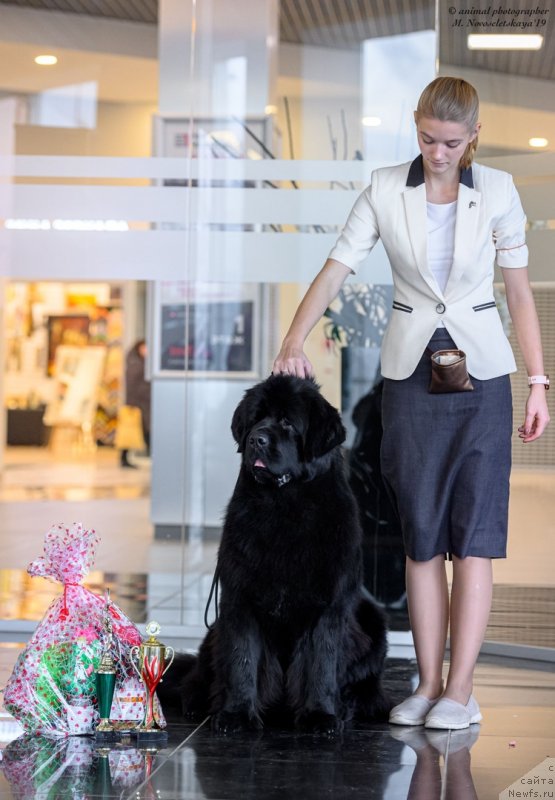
{"left": 254, "top": 459, "right": 266, "bottom": 468}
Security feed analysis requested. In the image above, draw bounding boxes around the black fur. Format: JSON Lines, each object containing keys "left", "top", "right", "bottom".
{"left": 160, "top": 375, "right": 390, "bottom": 734}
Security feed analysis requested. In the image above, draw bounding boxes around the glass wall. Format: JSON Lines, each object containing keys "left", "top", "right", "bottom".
{"left": 437, "top": 1, "right": 555, "bottom": 651}
{"left": 0, "top": 0, "right": 553, "bottom": 655}
{"left": 0, "top": 4, "right": 158, "bottom": 632}
{"left": 147, "top": 0, "right": 439, "bottom": 643}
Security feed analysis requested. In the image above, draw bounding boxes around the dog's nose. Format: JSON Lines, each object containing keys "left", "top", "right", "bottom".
{"left": 249, "top": 431, "right": 269, "bottom": 448}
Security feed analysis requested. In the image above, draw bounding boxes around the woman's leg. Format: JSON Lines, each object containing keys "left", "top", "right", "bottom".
{"left": 443, "top": 555, "right": 493, "bottom": 704}
{"left": 406, "top": 554, "right": 449, "bottom": 698}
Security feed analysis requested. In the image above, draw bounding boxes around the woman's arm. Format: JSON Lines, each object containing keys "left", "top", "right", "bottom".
{"left": 502, "top": 267, "right": 550, "bottom": 442}
{"left": 273, "top": 258, "right": 353, "bottom": 378}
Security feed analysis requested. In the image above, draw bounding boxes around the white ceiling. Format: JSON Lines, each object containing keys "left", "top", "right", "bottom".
{"left": 0, "top": 0, "right": 552, "bottom": 155}
{"left": 0, "top": 40, "right": 158, "bottom": 103}
{"left": 1, "top": 0, "right": 553, "bottom": 81}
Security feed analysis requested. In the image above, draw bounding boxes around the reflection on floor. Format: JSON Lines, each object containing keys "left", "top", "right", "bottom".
{"left": 0, "top": 447, "right": 151, "bottom": 502}
{"left": 0, "top": 650, "right": 554, "bottom": 800}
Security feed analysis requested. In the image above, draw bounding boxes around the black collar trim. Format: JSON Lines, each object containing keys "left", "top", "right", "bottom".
{"left": 405, "top": 154, "right": 473, "bottom": 189}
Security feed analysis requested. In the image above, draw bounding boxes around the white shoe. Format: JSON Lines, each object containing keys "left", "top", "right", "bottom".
{"left": 389, "top": 693, "right": 441, "bottom": 726}
{"left": 424, "top": 695, "right": 482, "bottom": 730}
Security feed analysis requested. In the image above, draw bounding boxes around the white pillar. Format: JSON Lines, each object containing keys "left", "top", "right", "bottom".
{"left": 151, "top": 0, "right": 278, "bottom": 537}
{"left": 159, "top": 0, "right": 278, "bottom": 118}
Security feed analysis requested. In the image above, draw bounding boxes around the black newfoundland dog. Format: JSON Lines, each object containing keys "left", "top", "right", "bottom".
{"left": 162, "top": 375, "right": 390, "bottom": 734}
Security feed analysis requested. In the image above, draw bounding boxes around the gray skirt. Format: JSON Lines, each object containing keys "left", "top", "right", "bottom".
{"left": 380, "top": 327, "right": 513, "bottom": 562}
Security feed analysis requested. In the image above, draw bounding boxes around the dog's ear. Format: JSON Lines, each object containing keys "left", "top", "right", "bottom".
{"left": 231, "top": 391, "right": 258, "bottom": 452}
{"left": 304, "top": 393, "right": 346, "bottom": 460}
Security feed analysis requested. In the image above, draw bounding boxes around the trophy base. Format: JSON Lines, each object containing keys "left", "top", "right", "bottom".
{"left": 132, "top": 728, "right": 169, "bottom": 746}
{"left": 94, "top": 728, "right": 121, "bottom": 743}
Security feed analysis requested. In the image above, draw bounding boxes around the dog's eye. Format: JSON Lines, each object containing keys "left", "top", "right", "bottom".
{"left": 280, "top": 418, "right": 294, "bottom": 432}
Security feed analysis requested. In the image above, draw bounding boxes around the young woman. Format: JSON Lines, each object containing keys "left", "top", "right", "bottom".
{"left": 273, "top": 77, "right": 549, "bottom": 730}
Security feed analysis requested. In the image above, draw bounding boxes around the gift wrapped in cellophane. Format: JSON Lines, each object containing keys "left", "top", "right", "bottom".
{"left": 3, "top": 523, "right": 165, "bottom": 736}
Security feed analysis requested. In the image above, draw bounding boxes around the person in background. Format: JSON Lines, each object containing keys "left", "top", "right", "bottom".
{"left": 120, "top": 339, "right": 151, "bottom": 468}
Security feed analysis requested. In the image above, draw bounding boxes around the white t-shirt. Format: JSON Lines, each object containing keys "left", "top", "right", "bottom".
{"left": 426, "top": 200, "right": 457, "bottom": 294}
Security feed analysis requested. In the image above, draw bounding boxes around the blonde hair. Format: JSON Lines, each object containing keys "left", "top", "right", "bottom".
{"left": 415, "top": 77, "right": 479, "bottom": 170}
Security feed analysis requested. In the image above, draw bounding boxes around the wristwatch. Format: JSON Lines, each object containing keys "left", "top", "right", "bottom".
{"left": 528, "top": 375, "right": 550, "bottom": 390}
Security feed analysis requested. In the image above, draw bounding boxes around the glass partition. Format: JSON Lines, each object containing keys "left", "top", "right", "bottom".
{"left": 145, "top": 0, "right": 438, "bottom": 647}
{"left": 0, "top": 0, "right": 552, "bottom": 658}
{"left": 438, "top": 2, "right": 555, "bottom": 651}
{"left": 0, "top": 7, "right": 158, "bottom": 632}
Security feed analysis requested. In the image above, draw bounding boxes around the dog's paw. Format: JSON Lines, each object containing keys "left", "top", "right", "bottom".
{"left": 297, "top": 710, "right": 342, "bottom": 736}
{"left": 211, "top": 710, "right": 263, "bottom": 734}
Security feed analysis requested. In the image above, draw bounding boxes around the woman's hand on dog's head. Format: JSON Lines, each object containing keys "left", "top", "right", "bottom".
{"left": 273, "top": 342, "right": 314, "bottom": 379}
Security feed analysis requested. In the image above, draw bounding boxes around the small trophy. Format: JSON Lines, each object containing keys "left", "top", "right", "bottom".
{"left": 94, "top": 592, "right": 119, "bottom": 742}
{"left": 130, "top": 621, "right": 174, "bottom": 743}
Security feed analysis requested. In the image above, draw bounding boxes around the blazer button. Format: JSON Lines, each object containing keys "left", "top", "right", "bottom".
{"left": 436, "top": 302, "right": 446, "bottom": 314}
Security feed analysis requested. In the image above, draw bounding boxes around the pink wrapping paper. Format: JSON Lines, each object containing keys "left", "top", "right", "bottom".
{"left": 3, "top": 523, "right": 165, "bottom": 736}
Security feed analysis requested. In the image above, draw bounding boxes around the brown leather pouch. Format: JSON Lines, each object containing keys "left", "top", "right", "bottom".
{"left": 428, "top": 349, "right": 474, "bottom": 393}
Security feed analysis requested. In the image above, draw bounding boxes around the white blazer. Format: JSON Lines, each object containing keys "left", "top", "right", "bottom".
{"left": 328, "top": 155, "right": 528, "bottom": 380}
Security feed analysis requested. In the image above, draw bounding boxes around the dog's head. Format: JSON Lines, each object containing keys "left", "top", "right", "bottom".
{"left": 231, "top": 375, "right": 346, "bottom": 485}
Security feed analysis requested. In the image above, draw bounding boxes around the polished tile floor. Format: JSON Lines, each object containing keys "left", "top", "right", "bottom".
{"left": 0, "top": 650, "right": 554, "bottom": 799}
{"left": 0, "top": 447, "right": 554, "bottom": 798}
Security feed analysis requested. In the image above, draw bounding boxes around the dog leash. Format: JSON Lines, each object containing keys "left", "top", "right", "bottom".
{"left": 203, "top": 470, "right": 291, "bottom": 631}
{"left": 203, "top": 564, "right": 221, "bottom": 630}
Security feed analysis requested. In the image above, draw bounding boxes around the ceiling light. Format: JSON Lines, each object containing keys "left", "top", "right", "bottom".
{"left": 467, "top": 34, "right": 543, "bottom": 50}
{"left": 362, "top": 116, "right": 382, "bottom": 127}
{"left": 34, "top": 54, "right": 58, "bottom": 66}
{"left": 264, "top": 104, "right": 278, "bottom": 116}
{"left": 529, "top": 137, "right": 548, "bottom": 148}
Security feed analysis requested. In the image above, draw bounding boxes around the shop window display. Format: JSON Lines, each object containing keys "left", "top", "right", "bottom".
{"left": 4, "top": 282, "right": 124, "bottom": 452}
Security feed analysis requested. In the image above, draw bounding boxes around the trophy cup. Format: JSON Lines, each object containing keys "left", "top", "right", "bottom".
{"left": 94, "top": 593, "right": 120, "bottom": 742}
{"left": 130, "top": 621, "right": 174, "bottom": 743}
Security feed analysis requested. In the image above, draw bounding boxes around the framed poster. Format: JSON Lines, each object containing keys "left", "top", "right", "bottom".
{"left": 46, "top": 315, "right": 89, "bottom": 376}
{"left": 150, "top": 281, "right": 261, "bottom": 379}
{"left": 148, "top": 115, "right": 276, "bottom": 380}
{"left": 43, "top": 345, "right": 106, "bottom": 427}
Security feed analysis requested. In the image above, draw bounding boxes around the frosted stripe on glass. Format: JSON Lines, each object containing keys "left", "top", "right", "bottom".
{"left": 0, "top": 229, "right": 393, "bottom": 283}
{"left": 3, "top": 182, "right": 553, "bottom": 228}
{"left": 0, "top": 156, "right": 379, "bottom": 181}
{"left": 0, "top": 152, "right": 553, "bottom": 283}
{"left": 2, "top": 229, "right": 553, "bottom": 282}
{"left": 1, "top": 152, "right": 553, "bottom": 180}
{"left": 0, "top": 230, "right": 552, "bottom": 282}
{"left": 3, "top": 185, "right": 361, "bottom": 225}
